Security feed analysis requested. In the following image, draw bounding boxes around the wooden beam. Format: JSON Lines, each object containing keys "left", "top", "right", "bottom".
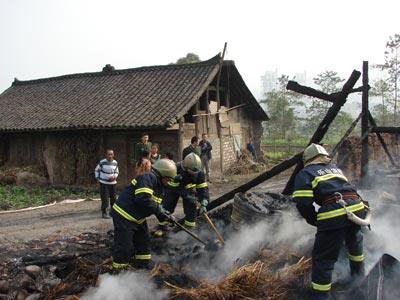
{"left": 286, "top": 81, "right": 333, "bottom": 101}
{"left": 368, "top": 113, "right": 397, "bottom": 166}
{"left": 282, "top": 70, "right": 361, "bottom": 195}
{"left": 371, "top": 126, "right": 400, "bottom": 134}
{"left": 207, "top": 153, "right": 302, "bottom": 211}
{"left": 361, "top": 61, "right": 370, "bottom": 187}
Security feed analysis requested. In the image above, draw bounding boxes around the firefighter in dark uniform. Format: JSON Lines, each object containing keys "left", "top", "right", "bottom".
{"left": 110, "top": 158, "right": 177, "bottom": 271}
{"left": 155, "top": 153, "right": 209, "bottom": 235}
{"left": 293, "top": 143, "right": 367, "bottom": 300}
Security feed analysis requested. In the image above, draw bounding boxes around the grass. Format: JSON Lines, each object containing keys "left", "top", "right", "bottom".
{"left": 264, "top": 151, "right": 289, "bottom": 161}
{"left": 0, "top": 185, "right": 98, "bottom": 210}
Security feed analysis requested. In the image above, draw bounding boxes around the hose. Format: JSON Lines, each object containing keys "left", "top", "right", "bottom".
{"left": 337, "top": 198, "right": 372, "bottom": 226}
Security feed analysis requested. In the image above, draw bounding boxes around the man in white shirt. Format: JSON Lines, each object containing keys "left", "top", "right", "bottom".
{"left": 95, "top": 149, "right": 119, "bottom": 218}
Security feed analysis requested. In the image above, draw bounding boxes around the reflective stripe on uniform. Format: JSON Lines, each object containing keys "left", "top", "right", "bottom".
{"left": 135, "top": 187, "right": 153, "bottom": 195}
{"left": 348, "top": 252, "right": 364, "bottom": 262}
{"left": 185, "top": 183, "right": 196, "bottom": 189}
{"left": 113, "top": 204, "right": 146, "bottom": 224}
{"left": 312, "top": 281, "right": 332, "bottom": 291}
{"left": 113, "top": 261, "right": 128, "bottom": 269}
{"left": 311, "top": 173, "right": 348, "bottom": 189}
{"left": 135, "top": 254, "right": 152, "bottom": 260}
{"left": 158, "top": 220, "right": 169, "bottom": 226}
{"left": 151, "top": 194, "right": 162, "bottom": 204}
{"left": 168, "top": 181, "right": 180, "bottom": 187}
{"left": 196, "top": 182, "right": 208, "bottom": 189}
{"left": 293, "top": 190, "right": 314, "bottom": 197}
{"left": 131, "top": 178, "right": 137, "bottom": 185}
{"left": 184, "top": 220, "right": 196, "bottom": 227}
{"left": 317, "top": 202, "right": 364, "bottom": 221}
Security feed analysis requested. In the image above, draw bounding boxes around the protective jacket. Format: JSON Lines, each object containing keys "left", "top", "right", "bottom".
{"left": 294, "top": 161, "right": 366, "bottom": 299}
{"left": 293, "top": 162, "right": 366, "bottom": 231}
{"left": 112, "top": 172, "right": 164, "bottom": 224}
{"left": 161, "top": 162, "right": 209, "bottom": 227}
{"left": 168, "top": 162, "right": 209, "bottom": 200}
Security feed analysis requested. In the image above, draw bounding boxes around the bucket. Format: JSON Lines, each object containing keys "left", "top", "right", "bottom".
{"left": 231, "top": 191, "right": 293, "bottom": 229}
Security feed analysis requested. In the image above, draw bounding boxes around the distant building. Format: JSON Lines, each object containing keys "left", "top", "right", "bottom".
{"left": 260, "top": 70, "right": 278, "bottom": 95}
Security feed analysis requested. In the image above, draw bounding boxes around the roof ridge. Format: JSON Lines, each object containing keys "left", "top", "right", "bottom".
{"left": 12, "top": 54, "right": 221, "bottom": 87}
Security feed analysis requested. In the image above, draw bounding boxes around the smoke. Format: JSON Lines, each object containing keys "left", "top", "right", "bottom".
{"left": 80, "top": 271, "right": 167, "bottom": 300}
{"left": 213, "top": 208, "right": 314, "bottom": 274}
{"left": 360, "top": 190, "right": 400, "bottom": 269}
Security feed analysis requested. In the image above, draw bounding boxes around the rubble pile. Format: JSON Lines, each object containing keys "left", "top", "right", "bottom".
{"left": 164, "top": 248, "right": 311, "bottom": 300}
{"left": 224, "top": 154, "right": 261, "bottom": 175}
{"left": 0, "top": 194, "right": 311, "bottom": 300}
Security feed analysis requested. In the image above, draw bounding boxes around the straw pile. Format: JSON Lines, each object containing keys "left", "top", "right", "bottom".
{"left": 155, "top": 247, "right": 311, "bottom": 300}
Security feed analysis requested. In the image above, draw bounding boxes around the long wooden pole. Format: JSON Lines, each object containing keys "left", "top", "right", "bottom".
{"left": 216, "top": 43, "right": 227, "bottom": 178}
{"left": 361, "top": 61, "right": 370, "bottom": 187}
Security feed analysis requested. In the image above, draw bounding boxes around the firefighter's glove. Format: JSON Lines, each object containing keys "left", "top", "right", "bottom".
{"left": 200, "top": 199, "right": 208, "bottom": 214}
{"left": 166, "top": 213, "right": 176, "bottom": 222}
{"left": 156, "top": 205, "right": 167, "bottom": 217}
{"left": 174, "top": 174, "right": 183, "bottom": 182}
{"left": 186, "top": 195, "right": 198, "bottom": 204}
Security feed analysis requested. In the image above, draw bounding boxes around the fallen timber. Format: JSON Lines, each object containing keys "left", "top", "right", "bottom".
{"left": 207, "top": 70, "right": 361, "bottom": 211}
{"left": 287, "top": 78, "right": 397, "bottom": 167}
{"left": 283, "top": 70, "right": 361, "bottom": 195}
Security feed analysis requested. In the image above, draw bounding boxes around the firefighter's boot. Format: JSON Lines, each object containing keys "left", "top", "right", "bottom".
{"left": 153, "top": 225, "right": 168, "bottom": 237}
{"left": 133, "top": 259, "right": 154, "bottom": 270}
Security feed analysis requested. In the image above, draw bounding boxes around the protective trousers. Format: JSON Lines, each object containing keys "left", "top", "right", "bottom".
{"left": 112, "top": 213, "right": 151, "bottom": 269}
{"left": 311, "top": 225, "right": 364, "bottom": 300}
{"left": 162, "top": 187, "right": 197, "bottom": 227}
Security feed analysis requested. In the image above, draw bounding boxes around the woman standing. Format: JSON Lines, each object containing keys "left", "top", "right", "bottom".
{"left": 149, "top": 143, "right": 162, "bottom": 164}
{"left": 135, "top": 149, "right": 151, "bottom": 176}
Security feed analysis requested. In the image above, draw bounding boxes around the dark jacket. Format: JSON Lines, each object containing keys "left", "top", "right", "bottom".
{"left": 167, "top": 162, "right": 209, "bottom": 201}
{"left": 199, "top": 140, "right": 212, "bottom": 160}
{"left": 182, "top": 144, "right": 200, "bottom": 160}
{"left": 112, "top": 172, "right": 164, "bottom": 224}
{"left": 293, "top": 162, "right": 365, "bottom": 231}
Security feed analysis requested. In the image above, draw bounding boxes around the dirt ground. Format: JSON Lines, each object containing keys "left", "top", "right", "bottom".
{"left": 0, "top": 173, "right": 289, "bottom": 249}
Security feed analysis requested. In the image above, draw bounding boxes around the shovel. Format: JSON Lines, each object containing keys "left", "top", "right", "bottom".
{"left": 163, "top": 213, "right": 207, "bottom": 246}
{"left": 202, "top": 212, "right": 225, "bottom": 246}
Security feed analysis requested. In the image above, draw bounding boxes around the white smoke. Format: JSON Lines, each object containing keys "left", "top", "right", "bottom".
{"left": 79, "top": 271, "right": 167, "bottom": 300}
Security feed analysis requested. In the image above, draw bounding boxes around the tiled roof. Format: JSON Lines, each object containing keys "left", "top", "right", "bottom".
{"left": 0, "top": 54, "right": 267, "bottom": 132}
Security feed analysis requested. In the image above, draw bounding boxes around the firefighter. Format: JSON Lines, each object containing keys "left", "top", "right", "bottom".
{"left": 293, "top": 143, "right": 367, "bottom": 300}
{"left": 154, "top": 153, "right": 209, "bottom": 236}
{"left": 110, "top": 158, "right": 177, "bottom": 271}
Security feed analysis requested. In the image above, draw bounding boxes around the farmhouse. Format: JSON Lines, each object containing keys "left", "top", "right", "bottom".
{"left": 0, "top": 54, "right": 268, "bottom": 185}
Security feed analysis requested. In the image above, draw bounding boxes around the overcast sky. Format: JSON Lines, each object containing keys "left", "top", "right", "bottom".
{"left": 0, "top": 0, "right": 398, "bottom": 98}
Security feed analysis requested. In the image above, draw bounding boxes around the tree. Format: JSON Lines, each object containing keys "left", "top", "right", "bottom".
{"left": 304, "top": 71, "right": 354, "bottom": 142}
{"left": 374, "top": 34, "right": 400, "bottom": 118}
{"left": 370, "top": 79, "right": 393, "bottom": 125}
{"left": 308, "top": 71, "right": 345, "bottom": 119}
{"left": 175, "top": 53, "right": 201, "bottom": 64}
{"left": 261, "top": 75, "right": 303, "bottom": 141}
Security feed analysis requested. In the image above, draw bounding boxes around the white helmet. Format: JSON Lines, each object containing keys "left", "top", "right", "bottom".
{"left": 182, "top": 153, "right": 201, "bottom": 172}
{"left": 152, "top": 159, "right": 177, "bottom": 179}
{"left": 303, "top": 143, "right": 329, "bottom": 164}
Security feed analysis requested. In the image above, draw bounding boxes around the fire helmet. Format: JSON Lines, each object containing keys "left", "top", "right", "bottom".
{"left": 182, "top": 153, "right": 201, "bottom": 172}
{"left": 303, "top": 143, "right": 329, "bottom": 164}
{"left": 152, "top": 159, "right": 177, "bottom": 179}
